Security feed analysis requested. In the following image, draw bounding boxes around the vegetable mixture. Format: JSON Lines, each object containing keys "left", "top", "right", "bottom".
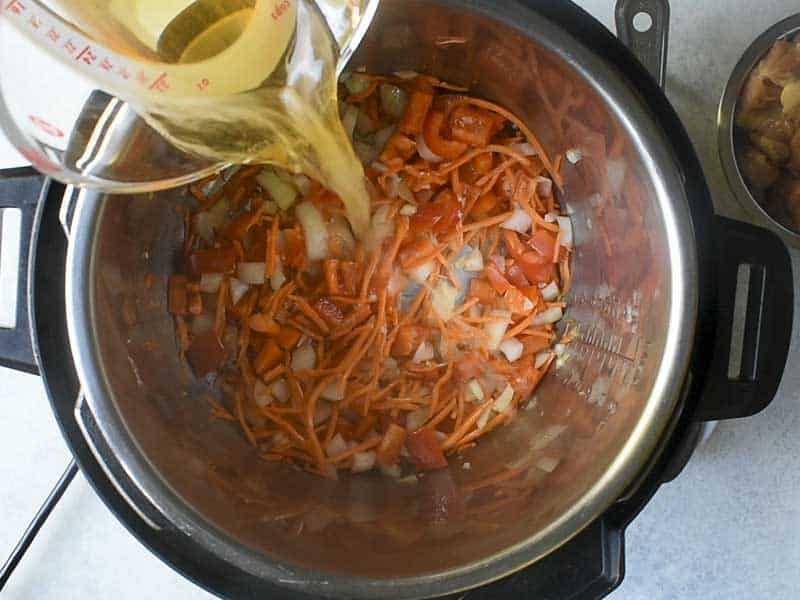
{"left": 169, "top": 72, "right": 572, "bottom": 478}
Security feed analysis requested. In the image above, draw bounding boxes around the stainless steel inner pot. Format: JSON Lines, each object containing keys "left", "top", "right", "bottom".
{"left": 61, "top": 1, "right": 698, "bottom": 597}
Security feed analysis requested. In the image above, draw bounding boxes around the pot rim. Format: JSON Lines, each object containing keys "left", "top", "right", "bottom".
{"left": 63, "top": 1, "right": 700, "bottom": 598}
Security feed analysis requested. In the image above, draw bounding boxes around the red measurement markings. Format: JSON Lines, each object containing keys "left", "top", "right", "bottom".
{"left": 75, "top": 45, "right": 97, "bottom": 65}
{"left": 118, "top": 66, "right": 131, "bottom": 80}
{"left": 19, "top": 146, "right": 61, "bottom": 172}
{"left": 3, "top": 0, "right": 25, "bottom": 15}
{"left": 46, "top": 28, "right": 60, "bottom": 42}
{"left": 272, "top": 0, "right": 290, "bottom": 20}
{"left": 196, "top": 78, "right": 211, "bottom": 91}
{"left": 100, "top": 58, "right": 113, "bottom": 71}
{"left": 27, "top": 14, "right": 41, "bottom": 28}
{"left": 28, "top": 115, "right": 64, "bottom": 138}
{"left": 149, "top": 72, "right": 169, "bottom": 92}
{"left": 63, "top": 39, "right": 78, "bottom": 55}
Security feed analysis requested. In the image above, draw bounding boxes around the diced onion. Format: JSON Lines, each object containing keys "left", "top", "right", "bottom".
{"left": 544, "top": 212, "right": 558, "bottom": 223}
{"left": 257, "top": 169, "right": 298, "bottom": 210}
{"left": 254, "top": 380, "right": 273, "bottom": 408}
{"left": 342, "top": 104, "right": 359, "bottom": 140}
{"left": 400, "top": 204, "right": 418, "bottom": 216}
{"left": 380, "top": 84, "right": 409, "bottom": 120}
{"left": 343, "top": 73, "right": 370, "bottom": 95}
{"left": 380, "top": 463, "right": 403, "bottom": 478}
{"left": 431, "top": 282, "right": 459, "bottom": 319}
{"left": 295, "top": 201, "right": 329, "bottom": 261}
{"left": 328, "top": 215, "right": 357, "bottom": 258}
{"left": 229, "top": 278, "right": 250, "bottom": 305}
{"left": 410, "top": 260, "right": 436, "bottom": 283}
{"left": 322, "top": 383, "right": 344, "bottom": 402}
{"left": 200, "top": 273, "right": 224, "bottom": 294}
{"left": 557, "top": 216, "right": 574, "bottom": 248}
{"left": 535, "top": 177, "right": 553, "bottom": 198}
{"left": 535, "top": 351, "right": 552, "bottom": 369}
{"left": 476, "top": 406, "right": 492, "bottom": 430}
{"left": 271, "top": 261, "right": 287, "bottom": 292}
{"left": 467, "top": 379, "right": 484, "bottom": 402}
{"left": 566, "top": 148, "right": 583, "bottom": 164}
{"left": 193, "top": 212, "right": 219, "bottom": 244}
{"left": 413, "top": 341, "right": 435, "bottom": 363}
{"left": 351, "top": 451, "right": 377, "bottom": 473}
{"left": 416, "top": 133, "right": 443, "bottom": 163}
{"left": 326, "top": 433, "right": 348, "bottom": 457}
{"left": 532, "top": 306, "right": 563, "bottom": 326}
{"left": 541, "top": 281, "right": 560, "bottom": 302}
{"left": 394, "top": 70, "right": 419, "bottom": 79}
{"left": 499, "top": 338, "right": 524, "bottom": 363}
{"left": 191, "top": 314, "right": 214, "bottom": 335}
{"left": 454, "top": 247, "right": 484, "bottom": 272}
{"left": 291, "top": 343, "right": 317, "bottom": 371}
{"left": 355, "top": 141, "right": 379, "bottom": 165}
{"left": 509, "top": 142, "right": 537, "bottom": 156}
{"left": 314, "top": 402, "right": 332, "bottom": 425}
{"left": 536, "top": 457, "right": 561, "bottom": 473}
{"left": 406, "top": 407, "right": 431, "bottom": 432}
{"left": 236, "top": 262, "right": 266, "bottom": 285}
{"left": 493, "top": 384, "right": 515, "bottom": 413}
{"left": 271, "top": 378, "right": 290, "bottom": 403}
{"left": 293, "top": 174, "right": 312, "bottom": 197}
{"left": 374, "top": 126, "right": 396, "bottom": 153}
{"left": 589, "top": 376, "right": 611, "bottom": 406}
{"left": 484, "top": 310, "right": 511, "bottom": 351}
{"left": 366, "top": 205, "right": 394, "bottom": 251}
{"left": 533, "top": 424, "right": 566, "bottom": 450}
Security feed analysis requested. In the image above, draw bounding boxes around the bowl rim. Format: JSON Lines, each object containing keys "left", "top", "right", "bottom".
{"left": 718, "top": 13, "right": 800, "bottom": 239}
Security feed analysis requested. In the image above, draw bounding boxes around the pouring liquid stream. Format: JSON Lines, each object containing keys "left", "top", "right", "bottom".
{"left": 23, "top": 0, "right": 371, "bottom": 235}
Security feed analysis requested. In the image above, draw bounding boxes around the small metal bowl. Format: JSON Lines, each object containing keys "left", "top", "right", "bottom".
{"left": 718, "top": 13, "right": 800, "bottom": 239}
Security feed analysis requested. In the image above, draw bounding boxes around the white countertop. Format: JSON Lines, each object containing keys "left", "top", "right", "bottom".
{"left": 2, "top": 1, "right": 800, "bottom": 599}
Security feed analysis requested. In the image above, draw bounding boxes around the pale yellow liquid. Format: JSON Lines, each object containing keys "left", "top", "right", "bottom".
{"left": 53, "top": 0, "right": 371, "bottom": 236}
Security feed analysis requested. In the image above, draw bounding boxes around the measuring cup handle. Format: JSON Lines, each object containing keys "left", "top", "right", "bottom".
{"left": 694, "top": 216, "right": 794, "bottom": 421}
{"left": 0, "top": 167, "right": 46, "bottom": 374}
{"left": 615, "top": 0, "right": 670, "bottom": 89}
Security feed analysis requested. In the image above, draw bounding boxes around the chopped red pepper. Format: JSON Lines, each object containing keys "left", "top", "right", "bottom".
{"left": 528, "top": 229, "right": 557, "bottom": 261}
{"left": 506, "top": 263, "right": 531, "bottom": 288}
{"left": 447, "top": 105, "right": 503, "bottom": 147}
{"left": 187, "top": 247, "right": 237, "bottom": 275}
{"left": 410, "top": 189, "right": 462, "bottom": 235}
{"left": 398, "top": 90, "right": 434, "bottom": 135}
{"left": 186, "top": 330, "right": 226, "bottom": 377}
{"left": 486, "top": 263, "right": 513, "bottom": 294}
{"left": 377, "top": 423, "right": 408, "bottom": 466}
{"left": 392, "top": 324, "right": 430, "bottom": 357}
{"left": 399, "top": 236, "right": 437, "bottom": 269}
{"left": 468, "top": 278, "right": 497, "bottom": 304}
{"left": 422, "top": 110, "right": 468, "bottom": 160}
{"left": 314, "top": 297, "right": 346, "bottom": 328}
{"left": 454, "top": 350, "right": 484, "bottom": 382}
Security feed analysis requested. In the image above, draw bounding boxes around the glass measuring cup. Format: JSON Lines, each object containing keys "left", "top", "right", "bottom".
{"left": 0, "top": 0, "right": 379, "bottom": 193}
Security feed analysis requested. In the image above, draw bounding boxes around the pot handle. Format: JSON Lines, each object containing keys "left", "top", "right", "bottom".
{"left": 0, "top": 167, "right": 45, "bottom": 375}
{"left": 615, "top": 0, "right": 670, "bottom": 88}
{"left": 694, "top": 217, "right": 794, "bottom": 421}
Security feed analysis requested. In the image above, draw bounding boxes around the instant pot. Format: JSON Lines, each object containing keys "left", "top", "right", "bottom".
{"left": 0, "top": 1, "right": 794, "bottom": 598}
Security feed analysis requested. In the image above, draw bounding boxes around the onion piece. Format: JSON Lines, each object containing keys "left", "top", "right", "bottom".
{"left": 191, "top": 313, "right": 215, "bottom": 335}
{"left": 454, "top": 247, "right": 484, "bottom": 272}
{"left": 343, "top": 73, "right": 371, "bottom": 95}
{"left": 351, "top": 451, "right": 377, "bottom": 474}
{"left": 557, "top": 216, "right": 574, "bottom": 248}
{"left": 532, "top": 306, "right": 563, "bottom": 326}
{"left": 236, "top": 262, "right": 266, "bottom": 285}
{"left": 229, "top": 278, "right": 250, "bottom": 305}
{"left": 366, "top": 205, "right": 394, "bottom": 251}
{"left": 467, "top": 379, "right": 484, "bottom": 402}
{"left": 291, "top": 343, "right": 316, "bottom": 371}
{"left": 342, "top": 104, "right": 359, "bottom": 140}
{"left": 607, "top": 159, "right": 626, "bottom": 196}
{"left": 535, "top": 177, "right": 553, "bottom": 198}
{"left": 328, "top": 215, "right": 357, "bottom": 257}
{"left": 476, "top": 406, "right": 493, "bottom": 430}
{"left": 413, "top": 341, "right": 435, "bottom": 363}
{"left": 193, "top": 212, "right": 219, "bottom": 244}
{"left": 295, "top": 201, "right": 329, "bottom": 261}
{"left": 416, "top": 133, "right": 443, "bottom": 163}
{"left": 493, "top": 384, "right": 515, "bottom": 413}
{"left": 484, "top": 310, "right": 511, "bottom": 351}
{"left": 535, "top": 350, "right": 552, "bottom": 369}
{"left": 293, "top": 174, "right": 312, "bottom": 197}
{"left": 533, "top": 424, "right": 566, "bottom": 450}
{"left": 394, "top": 70, "right": 420, "bottom": 79}
{"left": 499, "top": 338, "right": 524, "bottom": 363}
{"left": 270, "top": 260, "right": 287, "bottom": 291}
{"left": 406, "top": 407, "right": 431, "bottom": 432}
{"left": 380, "top": 463, "right": 403, "bottom": 478}
{"left": 254, "top": 380, "right": 273, "bottom": 408}
{"left": 374, "top": 126, "right": 396, "bottom": 153}
{"left": 380, "top": 84, "right": 409, "bottom": 120}
{"left": 501, "top": 208, "right": 533, "bottom": 234}
{"left": 431, "top": 282, "right": 459, "bottom": 319}
{"left": 257, "top": 169, "right": 298, "bottom": 210}
{"left": 355, "top": 141, "right": 379, "bottom": 165}
{"left": 541, "top": 281, "right": 560, "bottom": 302}
{"left": 509, "top": 142, "right": 537, "bottom": 156}
{"left": 410, "top": 260, "right": 436, "bottom": 283}
{"left": 200, "top": 273, "right": 224, "bottom": 294}
{"left": 314, "top": 401, "right": 332, "bottom": 426}
{"left": 271, "top": 378, "right": 290, "bottom": 403}
{"left": 326, "top": 433, "right": 348, "bottom": 457}
{"left": 566, "top": 148, "right": 583, "bottom": 164}
{"left": 400, "top": 204, "right": 418, "bottom": 216}
{"left": 536, "top": 457, "right": 560, "bottom": 473}
{"left": 322, "top": 383, "right": 344, "bottom": 402}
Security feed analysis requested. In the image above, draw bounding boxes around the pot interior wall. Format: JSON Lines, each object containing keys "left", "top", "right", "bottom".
{"left": 86, "top": 0, "right": 675, "bottom": 583}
